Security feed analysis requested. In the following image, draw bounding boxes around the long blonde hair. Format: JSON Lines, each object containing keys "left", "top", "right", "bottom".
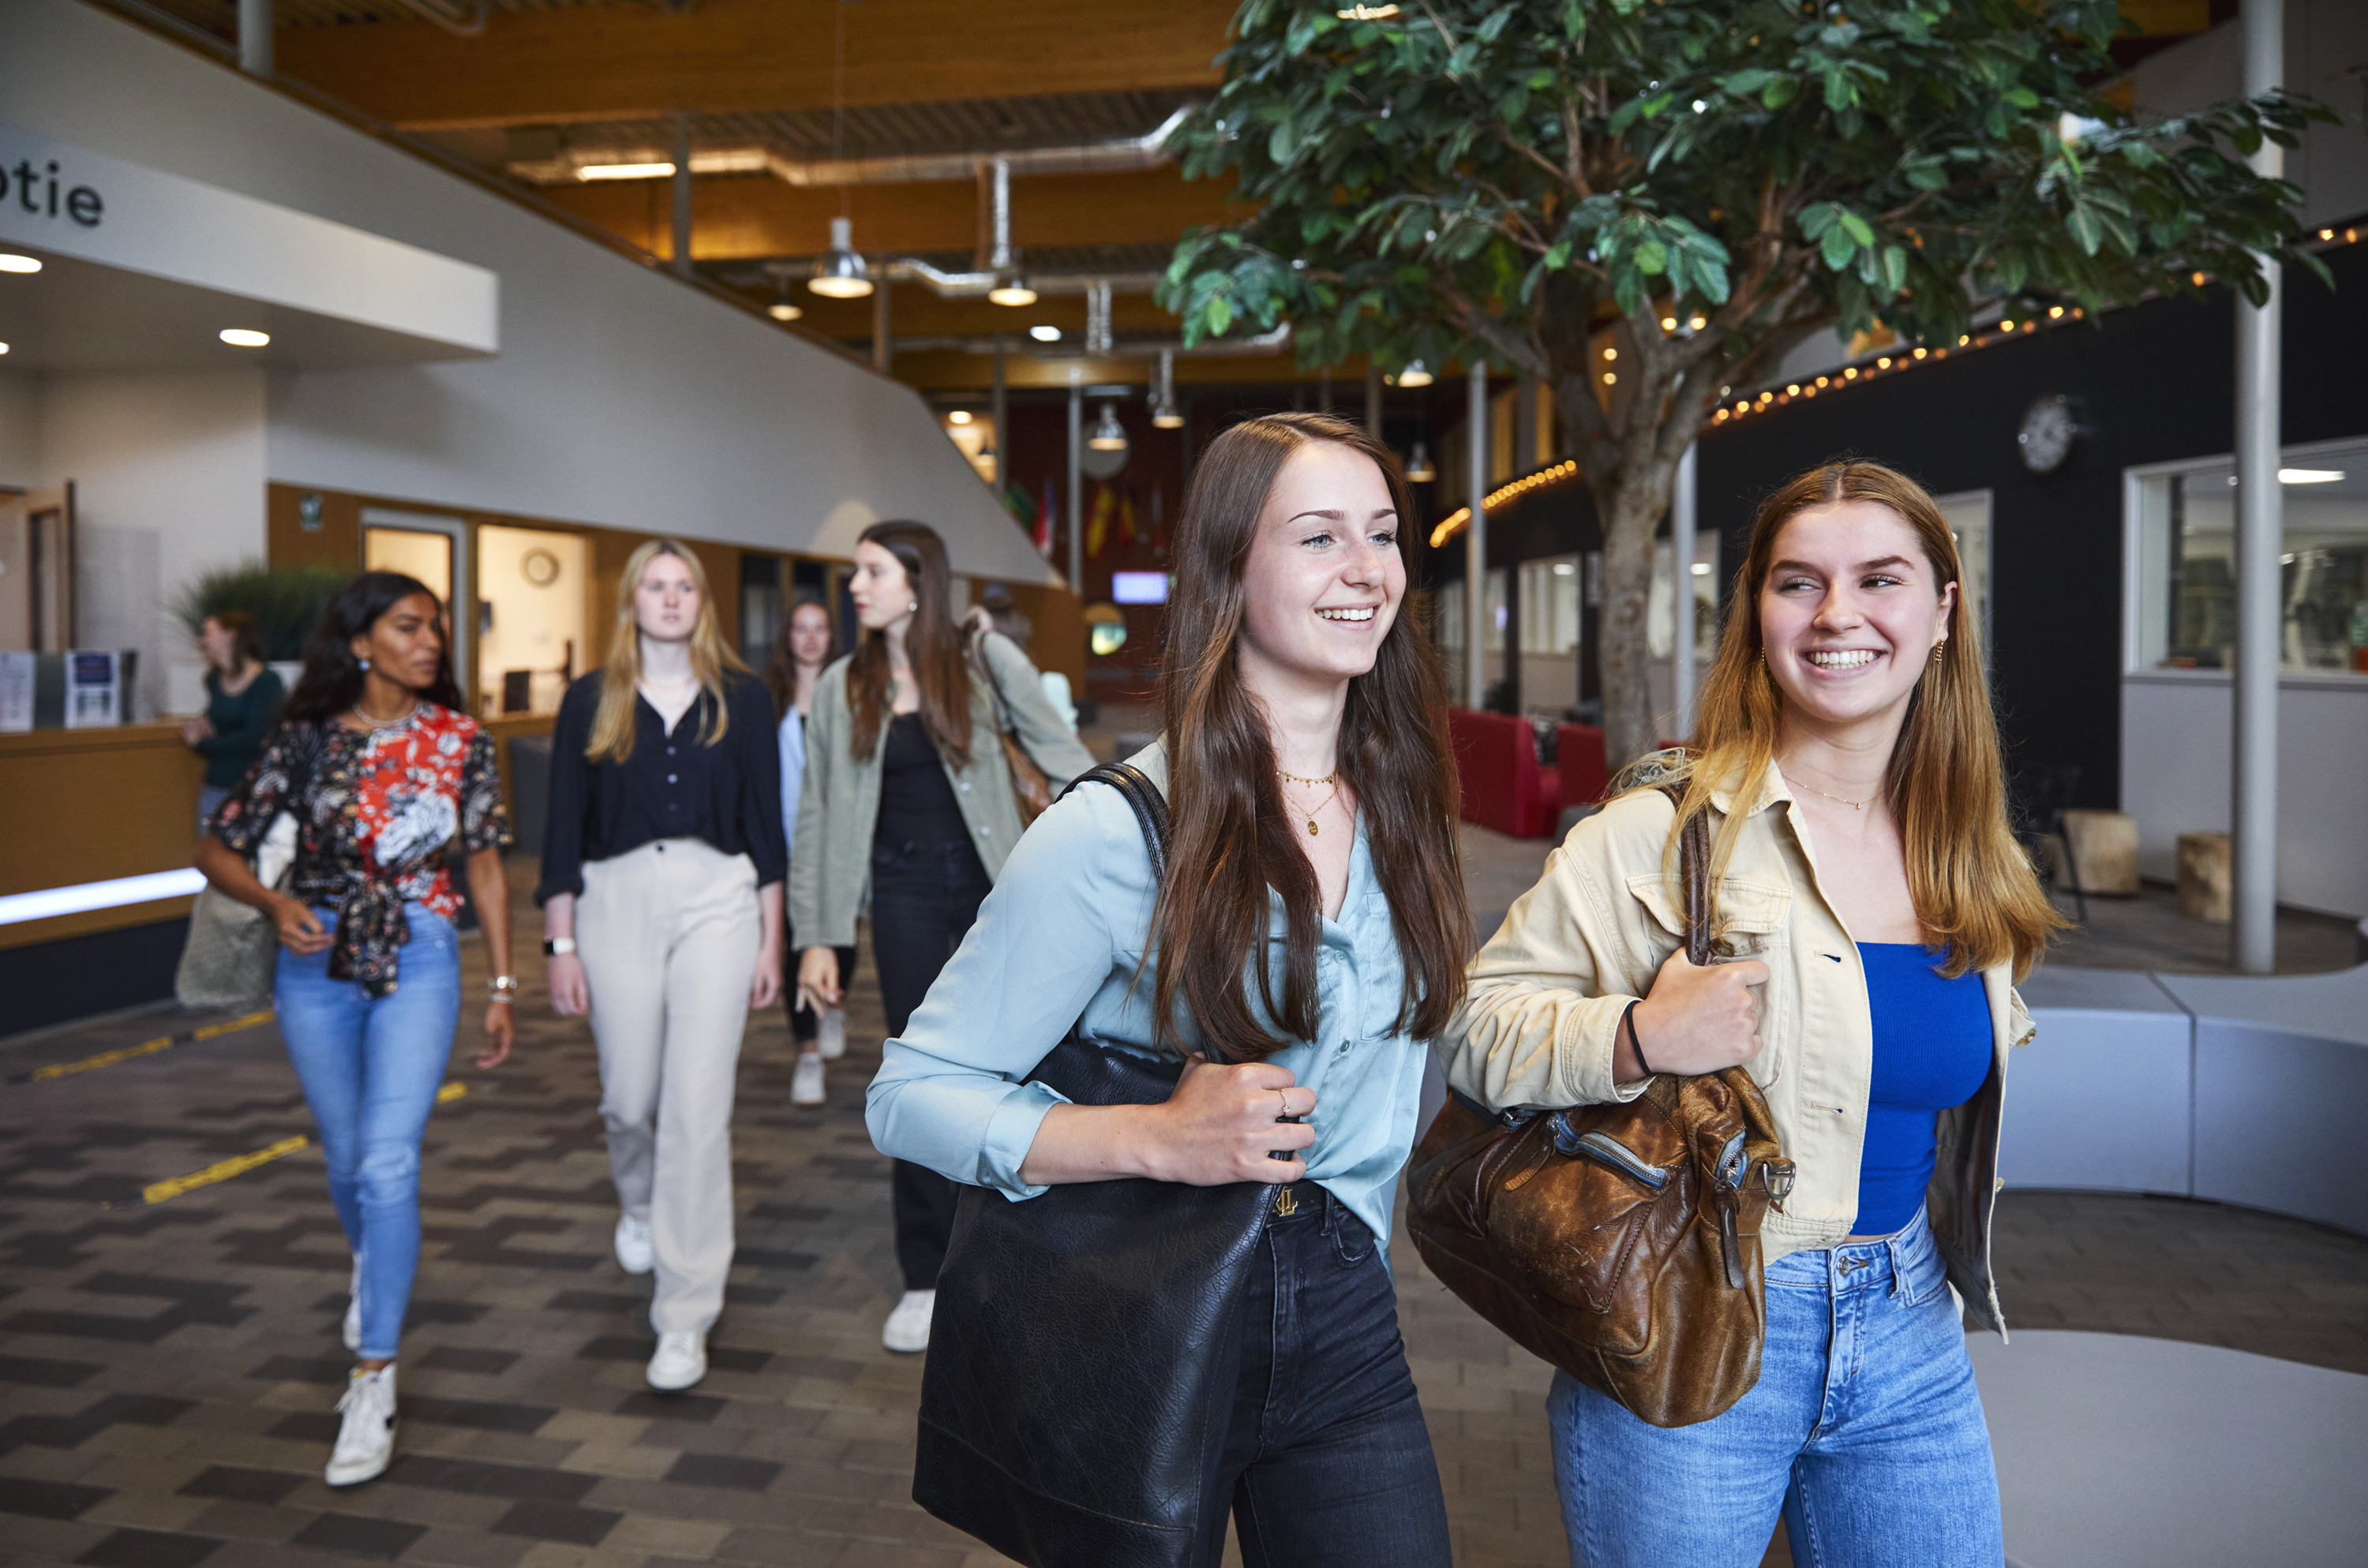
{"left": 586, "top": 538, "right": 747, "bottom": 764}
{"left": 1644, "top": 462, "right": 2063, "bottom": 981}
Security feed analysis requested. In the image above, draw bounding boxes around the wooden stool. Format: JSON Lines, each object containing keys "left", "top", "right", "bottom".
{"left": 2177, "top": 832, "right": 2231, "bottom": 924}
{"left": 2050, "top": 810, "right": 2140, "bottom": 896}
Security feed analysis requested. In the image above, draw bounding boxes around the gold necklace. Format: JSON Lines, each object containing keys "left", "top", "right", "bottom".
{"left": 1782, "top": 769, "right": 1875, "bottom": 812}
{"left": 1280, "top": 772, "right": 1342, "bottom": 836}
{"left": 347, "top": 699, "right": 419, "bottom": 731}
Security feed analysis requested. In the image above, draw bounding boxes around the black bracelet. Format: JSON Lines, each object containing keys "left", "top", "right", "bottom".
{"left": 1622, "top": 999, "right": 1657, "bottom": 1076}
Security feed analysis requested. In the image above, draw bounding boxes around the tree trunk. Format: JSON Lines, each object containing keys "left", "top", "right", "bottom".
{"left": 1595, "top": 459, "right": 1683, "bottom": 770}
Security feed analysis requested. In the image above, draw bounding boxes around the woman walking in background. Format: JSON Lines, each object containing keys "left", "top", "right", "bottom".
{"left": 767, "top": 593, "right": 856, "bottom": 1106}
{"left": 540, "top": 540, "right": 785, "bottom": 1394}
{"left": 868, "top": 413, "right": 1467, "bottom": 1563}
{"left": 182, "top": 610, "right": 285, "bottom": 831}
{"left": 195, "top": 572, "right": 513, "bottom": 1489}
{"left": 1443, "top": 462, "right": 2059, "bottom": 1566}
{"left": 790, "top": 519, "right": 1092, "bottom": 1353}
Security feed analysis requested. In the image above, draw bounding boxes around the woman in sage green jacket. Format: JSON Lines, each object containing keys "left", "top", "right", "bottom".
{"left": 789, "top": 520, "right": 1093, "bottom": 1353}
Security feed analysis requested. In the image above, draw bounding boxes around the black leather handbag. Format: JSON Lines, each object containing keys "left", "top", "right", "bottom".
{"left": 912, "top": 762, "right": 1276, "bottom": 1568}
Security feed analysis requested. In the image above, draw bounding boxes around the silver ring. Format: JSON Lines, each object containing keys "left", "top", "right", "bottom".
{"left": 1276, "top": 1090, "right": 1291, "bottom": 1119}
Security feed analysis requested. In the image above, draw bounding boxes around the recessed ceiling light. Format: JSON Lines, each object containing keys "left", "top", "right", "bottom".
{"left": 0, "top": 342, "right": 9, "bottom": 355}
{"left": 579, "top": 161, "right": 676, "bottom": 181}
{"left": 0, "top": 254, "right": 40, "bottom": 275}
{"left": 2279, "top": 469, "right": 2344, "bottom": 484}
{"left": 219, "top": 328, "right": 271, "bottom": 347}
{"left": 1029, "top": 324, "right": 1061, "bottom": 342}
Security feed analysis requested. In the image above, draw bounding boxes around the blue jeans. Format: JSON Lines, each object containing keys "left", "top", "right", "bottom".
{"left": 1194, "top": 1184, "right": 1453, "bottom": 1568}
{"left": 1549, "top": 1208, "right": 2003, "bottom": 1568}
{"left": 274, "top": 904, "right": 461, "bottom": 1361}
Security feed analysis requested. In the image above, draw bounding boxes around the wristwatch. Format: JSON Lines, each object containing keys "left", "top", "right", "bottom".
{"left": 541, "top": 937, "right": 576, "bottom": 956}
{"left": 488, "top": 975, "right": 519, "bottom": 1004}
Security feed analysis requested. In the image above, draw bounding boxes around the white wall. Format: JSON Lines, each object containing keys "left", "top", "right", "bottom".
{"left": 0, "top": 0, "right": 1054, "bottom": 589}
{"left": 0, "top": 369, "right": 37, "bottom": 488}
{"left": 37, "top": 370, "right": 270, "bottom": 719}
{"left": 2119, "top": 673, "right": 2368, "bottom": 919}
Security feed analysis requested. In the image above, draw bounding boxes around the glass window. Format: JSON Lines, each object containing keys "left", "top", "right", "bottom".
{"left": 1647, "top": 538, "right": 1721, "bottom": 661}
{"left": 1483, "top": 568, "right": 1508, "bottom": 655}
{"left": 1519, "top": 556, "right": 1582, "bottom": 657}
{"left": 2133, "top": 446, "right": 2368, "bottom": 675}
{"left": 1436, "top": 582, "right": 1465, "bottom": 655}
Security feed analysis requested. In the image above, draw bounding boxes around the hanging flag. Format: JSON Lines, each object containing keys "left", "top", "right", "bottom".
{"left": 1118, "top": 486, "right": 1139, "bottom": 548}
{"left": 1037, "top": 477, "right": 1056, "bottom": 557}
{"left": 1087, "top": 483, "right": 1116, "bottom": 560}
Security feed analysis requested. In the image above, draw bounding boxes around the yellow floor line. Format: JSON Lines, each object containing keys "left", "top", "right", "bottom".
{"left": 23, "top": 1009, "right": 275, "bottom": 1083}
{"left": 108, "top": 1081, "right": 470, "bottom": 1208}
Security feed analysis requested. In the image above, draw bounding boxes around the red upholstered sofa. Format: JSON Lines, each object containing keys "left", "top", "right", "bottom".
{"left": 1554, "top": 724, "right": 1612, "bottom": 818}
{"left": 1446, "top": 709, "right": 1560, "bottom": 839}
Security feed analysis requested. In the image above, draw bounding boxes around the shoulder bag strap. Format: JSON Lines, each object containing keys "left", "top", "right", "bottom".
{"left": 1658, "top": 782, "right": 1714, "bottom": 966}
{"left": 1063, "top": 761, "right": 1169, "bottom": 884}
{"left": 968, "top": 630, "right": 1018, "bottom": 737}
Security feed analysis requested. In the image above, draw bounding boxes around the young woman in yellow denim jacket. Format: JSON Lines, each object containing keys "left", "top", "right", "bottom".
{"left": 1441, "top": 462, "right": 2062, "bottom": 1568}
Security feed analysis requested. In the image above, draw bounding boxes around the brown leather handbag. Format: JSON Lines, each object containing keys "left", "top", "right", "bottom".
{"left": 972, "top": 633, "right": 1054, "bottom": 826}
{"left": 1407, "top": 788, "right": 1797, "bottom": 1428}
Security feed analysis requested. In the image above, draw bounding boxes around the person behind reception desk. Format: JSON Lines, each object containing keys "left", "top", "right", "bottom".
{"left": 181, "top": 612, "right": 283, "bottom": 831}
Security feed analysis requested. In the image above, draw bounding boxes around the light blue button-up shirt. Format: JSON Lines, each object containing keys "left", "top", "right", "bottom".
{"left": 864, "top": 746, "right": 1433, "bottom": 1249}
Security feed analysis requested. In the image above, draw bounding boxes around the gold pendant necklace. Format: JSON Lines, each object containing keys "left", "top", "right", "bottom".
{"left": 1280, "top": 772, "right": 1342, "bottom": 836}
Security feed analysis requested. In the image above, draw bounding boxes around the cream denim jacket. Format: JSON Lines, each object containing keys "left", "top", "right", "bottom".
{"left": 1438, "top": 759, "right": 2036, "bottom": 1334}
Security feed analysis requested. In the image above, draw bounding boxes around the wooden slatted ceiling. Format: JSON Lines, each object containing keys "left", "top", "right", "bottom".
{"left": 269, "top": 0, "right": 1238, "bottom": 129}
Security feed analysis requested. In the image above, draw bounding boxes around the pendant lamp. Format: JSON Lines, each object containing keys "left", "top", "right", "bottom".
{"left": 1088, "top": 402, "right": 1130, "bottom": 453}
{"left": 810, "top": 216, "right": 874, "bottom": 299}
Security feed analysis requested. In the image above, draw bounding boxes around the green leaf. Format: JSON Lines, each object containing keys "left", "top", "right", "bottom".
{"left": 1268, "top": 118, "right": 1299, "bottom": 167}
{"left": 2003, "top": 87, "right": 2040, "bottom": 110}
{"left": 1820, "top": 226, "right": 1857, "bottom": 271}
{"left": 1763, "top": 76, "right": 1799, "bottom": 110}
{"left": 2066, "top": 207, "right": 2102, "bottom": 256}
{"left": 1838, "top": 209, "right": 1876, "bottom": 248}
{"left": 1634, "top": 239, "right": 1668, "bottom": 275}
{"left": 1206, "top": 293, "right": 1235, "bottom": 338}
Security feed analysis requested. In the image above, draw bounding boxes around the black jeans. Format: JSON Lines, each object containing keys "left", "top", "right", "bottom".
{"left": 871, "top": 837, "right": 993, "bottom": 1290}
{"left": 1194, "top": 1184, "right": 1453, "bottom": 1568}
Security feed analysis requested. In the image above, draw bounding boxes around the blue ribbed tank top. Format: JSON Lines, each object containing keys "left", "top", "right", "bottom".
{"left": 1853, "top": 943, "right": 1995, "bottom": 1236}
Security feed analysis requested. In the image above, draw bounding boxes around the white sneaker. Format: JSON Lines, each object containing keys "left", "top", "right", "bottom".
{"left": 613, "top": 1213, "right": 654, "bottom": 1276}
{"left": 817, "top": 1008, "right": 847, "bottom": 1060}
{"left": 646, "top": 1330, "right": 706, "bottom": 1391}
{"left": 882, "top": 1289, "right": 935, "bottom": 1353}
{"left": 325, "top": 1364, "right": 397, "bottom": 1486}
{"left": 341, "top": 1260, "right": 362, "bottom": 1353}
{"left": 791, "top": 1052, "right": 826, "bottom": 1106}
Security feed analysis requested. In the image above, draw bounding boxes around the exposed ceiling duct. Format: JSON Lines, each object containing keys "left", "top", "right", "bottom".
{"left": 890, "top": 324, "right": 1293, "bottom": 361}
{"left": 508, "top": 107, "right": 1192, "bottom": 189}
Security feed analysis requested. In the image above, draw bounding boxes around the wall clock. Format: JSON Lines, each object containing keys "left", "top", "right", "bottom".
{"left": 2018, "top": 394, "right": 2079, "bottom": 473}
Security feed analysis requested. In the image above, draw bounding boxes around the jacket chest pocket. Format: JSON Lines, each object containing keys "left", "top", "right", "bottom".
{"left": 1624, "top": 873, "right": 1794, "bottom": 1080}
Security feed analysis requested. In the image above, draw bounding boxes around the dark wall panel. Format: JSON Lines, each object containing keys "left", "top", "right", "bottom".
{"left": 0, "top": 919, "right": 189, "bottom": 1038}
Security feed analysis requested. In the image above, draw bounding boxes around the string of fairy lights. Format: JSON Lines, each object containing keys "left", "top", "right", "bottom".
{"left": 1426, "top": 220, "right": 2362, "bottom": 547}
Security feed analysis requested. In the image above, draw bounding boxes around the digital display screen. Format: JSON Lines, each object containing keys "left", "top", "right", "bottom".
{"left": 1111, "top": 572, "right": 1170, "bottom": 604}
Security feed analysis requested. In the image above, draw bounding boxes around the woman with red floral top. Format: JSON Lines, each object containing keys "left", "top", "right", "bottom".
{"left": 197, "top": 571, "right": 513, "bottom": 1490}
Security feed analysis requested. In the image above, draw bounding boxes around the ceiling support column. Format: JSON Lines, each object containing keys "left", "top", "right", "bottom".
{"left": 238, "top": 0, "right": 272, "bottom": 76}
{"left": 991, "top": 334, "right": 1009, "bottom": 496}
{"left": 2231, "top": 0, "right": 2284, "bottom": 974}
{"left": 1672, "top": 441, "right": 1698, "bottom": 740}
{"left": 669, "top": 114, "right": 693, "bottom": 280}
{"left": 1067, "top": 368, "right": 1085, "bottom": 595}
{"left": 1466, "top": 358, "right": 1489, "bottom": 711}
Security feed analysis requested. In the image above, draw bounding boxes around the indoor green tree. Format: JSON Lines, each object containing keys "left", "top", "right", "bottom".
{"left": 1160, "top": 0, "right": 2331, "bottom": 766}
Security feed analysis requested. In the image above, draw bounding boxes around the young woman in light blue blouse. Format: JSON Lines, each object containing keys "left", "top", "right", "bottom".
{"left": 867, "top": 412, "right": 1471, "bottom": 1566}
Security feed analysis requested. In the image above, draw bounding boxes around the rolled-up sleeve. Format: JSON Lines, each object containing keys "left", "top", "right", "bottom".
{"left": 1441, "top": 819, "right": 1657, "bottom": 1113}
{"left": 865, "top": 783, "right": 1130, "bottom": 1197}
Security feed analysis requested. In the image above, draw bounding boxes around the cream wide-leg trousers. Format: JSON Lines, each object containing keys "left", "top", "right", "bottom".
{"left": 578, "top": 838, "right": 760, "bottom": 1336}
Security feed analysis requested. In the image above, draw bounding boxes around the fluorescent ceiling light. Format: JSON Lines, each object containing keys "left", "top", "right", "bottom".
{"left": 2280, "top": 468, "right": 2344, "bottom": 484}
{"left": 579, "top": 161, "right": 677, "bottom": 181}
{"left": 1692, "top": 561, "right": 1712, "bottom": 574}
{"left": 1029, "top": 324, "right": 1062, "bottom": 342}
{"left": 1553, "top": 561, "right": 1576, "bottom": 575}
{"left": 0, "top": 868, "right": 206, "bottom": 926}
{"left": 0, "top": 253, "right": 40, "bottom": 274}
{"left": 219, "top": 328, "right": 271, "bottom": 347}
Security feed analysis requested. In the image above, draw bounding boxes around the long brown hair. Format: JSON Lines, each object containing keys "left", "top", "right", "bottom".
{"left": 586, "top": 539, "right": 744, "bottom": 764}
{"left": 764, "top": 593, "right": 837, "bottom": 721}
{"left": 846, "top": 521, "right": 973, "bottom": 767}
{"left": 1150, "top": 412, "right": 1471, "bottom": 1060}
{"left": 1649, "top": 461, "right": 2063, "bottom": 980}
